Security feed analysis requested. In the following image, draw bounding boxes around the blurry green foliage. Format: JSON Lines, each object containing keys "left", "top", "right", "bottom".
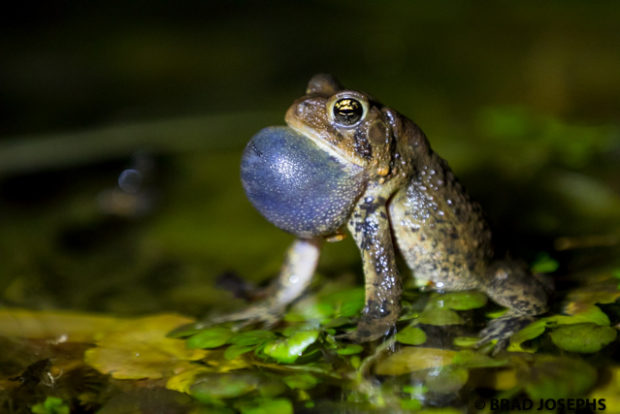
{"left": 262, "top": 330, "right": 320, "bottom": 364}
{"left": 31, "top": 397, "right": 69, "bottom": 414}
{"left": 236, "top": 398, "right": 293, "bottom": 414}
{"left": 531, "top": 252, "right": 559, "bottom": 274}
{"left": 395, "top": 326, "right": 427, "bottom": 346}
{"left": 186, "top": 326, "right": 234, "bottom": 349}
{"left": 550, "top": 323, "right": 617, "bottom": 353}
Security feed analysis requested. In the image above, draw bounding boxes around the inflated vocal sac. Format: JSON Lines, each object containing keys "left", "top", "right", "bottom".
{"left": 241, "top": 126, "right": 365, "bottom": 238}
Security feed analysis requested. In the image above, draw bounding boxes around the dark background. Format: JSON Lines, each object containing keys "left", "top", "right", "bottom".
{"left": 3, "top": 1, "right": 619, "bottom": 136}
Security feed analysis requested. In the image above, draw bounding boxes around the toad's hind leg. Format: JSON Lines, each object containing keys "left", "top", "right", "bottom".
{"left": 211, "top": 238, "right": 321, "bottom": 327}
{"left": 478, "top": 261, "right": 549, "bottom": 350}
{"left": 484, "top": 261, "right": 548, "bottom": 315}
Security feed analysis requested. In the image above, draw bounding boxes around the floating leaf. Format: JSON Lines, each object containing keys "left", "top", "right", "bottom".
{"left": 257, "top": 379, "right": 287, "bottom": 398}
{"left": 399, "top": 399, "right": 422, "bottom": 411}
{"left": 283, "top": 373, "right": 319, "bottom": 390}
{"left": 508, "top": 319, "right": 548, "bottom": 352}
{"left": 402, "top": 384, "right": 428, "bottom": 396}
{"left": 166, "top": 365, "right": 211, "bottom": 394}
{"left": 374, "top": 347, "right": 457, "bottom": 376}
{"left": 191, "top": 373, "right": 260, "bottom": 404}
{"left": 531, "top": 252, "right": 559, "bottom": 274}
{"left": 418, "top": 308, "right": 464, "bottom": 326}
{"left": 237, "top": 398, "right": 293, "bottom": 414}
{"left": 336, "top": 344, "right": 363, "bottom": 355}
{"left": 556, "top": 304, "right": 611, "bottom": 326}
{"left": 564, "top": 276, "right": 620, "bottom": 308}
{"left": 187, "top": 327, "right": 233, "bottom": 349}
{"left": 532, "top": 304, "right": 612, "bottom": 348}
{"left": 220, "top": 330, "right": 278, "bottom": 360}
{"left": 521, "top": 355, "right": 597, "bottom": 399}
{"left": 453, "top": 336, "right": 479, "bottom": 348}
{"left": 395, "top": 326, "right": 427, "bottom": 345}
{"left": 167, "top": 322, "right": 205, "bottom": 339}
{"left": 285, "top": 301, "right": 333, "bottom": 323}
{"left": 229, "top": 330, "right": 276, "bottom": 346}
{"left": 280, "top": 324, "right": 319, "bottom": 337}
{"left": 323, "top": 316, "right": 356, "bottom": 329}
{"left": 85, "top": 314, "right": 207, "bottom": 380}
{"left": 284, "top": 287, "right": 364, "bottom": 323}
{"left": 224, "top": 344, "right": 255, "bottom": 360}
{"left": 0, "top": 309, "right": 119, "bottom": 342}
{"left": 549, "top": 323, "right": 617, "bottom": 353}
{"left": 263, "top": 330, "right": 319, "bottom": 364}
{"left": 438, "top": 291, "right": 487, "bottom": 310}
{"left": 323, "top": 287, "right": 365, "bottom": 318}
{"left": 425, "top": 366, "right": 469, "bottom": 394}
{"left": 31, "top": 397, "right": 69, "bottom": 414}
{"left": 486, "top": 309, "right": 508, "bottom": 319}
{"left": 452, "top": 350, "right": 507, "bottom": 369}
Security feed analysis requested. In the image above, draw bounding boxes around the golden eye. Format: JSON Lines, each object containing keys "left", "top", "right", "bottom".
{"left": 332, "top": 98, "right": 364, "bottom": 126}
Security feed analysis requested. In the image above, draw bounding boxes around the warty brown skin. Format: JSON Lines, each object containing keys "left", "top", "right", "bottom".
{"left": 223, "top": 74, "right": 548, "bottom": 344}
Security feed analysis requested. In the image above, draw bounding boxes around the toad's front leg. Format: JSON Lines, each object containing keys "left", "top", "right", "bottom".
{"left": 211, "top": 238, "right": 321, "bottom": 327}
{"left": 344, "top": 194, "right": 402, "bottom": 342}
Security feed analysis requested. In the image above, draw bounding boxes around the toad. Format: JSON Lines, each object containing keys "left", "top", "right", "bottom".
{"left": 225, "top": 74, "right": 548, "bottom": 346}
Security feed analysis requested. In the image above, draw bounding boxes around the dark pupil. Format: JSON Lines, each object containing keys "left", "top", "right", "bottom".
{"left": 333, "top": 98, "right": 363, "bottom": 125}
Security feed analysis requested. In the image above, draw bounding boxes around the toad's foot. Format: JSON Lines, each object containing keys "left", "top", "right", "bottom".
{"left": 209, "top": 303, "right": 286, "bottom": 330}
{"left": 337, "top": 315, "right": 397, "bottom": 343}
{"left": 477, "top": 314, "right": 535, "bottom": 354}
